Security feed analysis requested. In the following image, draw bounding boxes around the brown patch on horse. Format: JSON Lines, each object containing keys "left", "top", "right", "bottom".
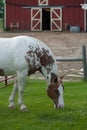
{"left": 47, "top": 83, "right": 59, "bottom": 105}
{"left": 28, "top": 67, "right": 42, "bottom": 75}
{"left": 25, "top": 46, "right": 55, "bottom": 76}
{"left": 47, "top": 73, "right": 60, "bottom": 104}
{"left": 25, "top": 47, "right": 54, "bottom": 68}
{"left": 39, "top": 48, "right": 54, "bottom": 67}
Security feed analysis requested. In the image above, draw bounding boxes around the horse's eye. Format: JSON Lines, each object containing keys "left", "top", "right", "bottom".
{"left": 55, "top": 90, "right": 59, "bottom": 93}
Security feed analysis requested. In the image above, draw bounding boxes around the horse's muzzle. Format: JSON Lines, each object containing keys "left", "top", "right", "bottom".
{"left": 54, "top": 103, "right": 64, "bottom": 109}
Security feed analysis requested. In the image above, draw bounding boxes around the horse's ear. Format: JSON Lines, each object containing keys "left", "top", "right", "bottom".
{"left": 54, "top": 76, "right": 58, "bottom": 83}
{"left": 59, "top": 70, "right": 70, "bottom": 80}
{"left": 60, "top": 76, "right": 64, "bottom": 80}
{"left": 59, "top": 76, "right": 64, "bottom": 85}
{"left": 51, "top": 73, "right": 58, "bottom": 83}
{"left": 51, "top": 76, "right": 58, "bottom": 83}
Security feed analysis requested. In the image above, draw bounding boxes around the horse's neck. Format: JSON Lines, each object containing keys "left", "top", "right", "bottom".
{"left": 41, "top": 63, "right": 58, "bottom": 85}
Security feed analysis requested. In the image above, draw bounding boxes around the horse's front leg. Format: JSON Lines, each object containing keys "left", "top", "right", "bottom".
{"left": 8, "top": 79, "right": 18, "bottom": 109}
{"left": 17, "top": 71, "right": 28, "bottom": 111}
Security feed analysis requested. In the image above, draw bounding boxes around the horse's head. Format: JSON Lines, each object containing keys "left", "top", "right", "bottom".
{"left": 47, "top": 74, "right": 64, "bottom": 109}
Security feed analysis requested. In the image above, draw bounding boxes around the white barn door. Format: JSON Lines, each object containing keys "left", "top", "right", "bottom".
{"left": 51, "top": 8, "right": 62, "bottom": 31}
{"left": 31, "top": 8, "right": 42, "bottom": 31}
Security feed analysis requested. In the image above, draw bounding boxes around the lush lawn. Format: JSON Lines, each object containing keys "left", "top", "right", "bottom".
{"left": 0, "top": 79, "right": 87, "bottom": 130}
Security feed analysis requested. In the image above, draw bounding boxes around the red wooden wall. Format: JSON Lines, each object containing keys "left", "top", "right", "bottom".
{"left": 5, "top": 0, "right": 84, "bottom": 31}
{"left": 49, "top": 0, "right": 83, "bottom": 5}
{"left": 6, "top": 0, "right": 84, "bottom": 5}
{"left": 6, "top": 2, "right": 31, "bottom": 30}
{"left": 62, "top": 6, "right": 84, "bottom": 30}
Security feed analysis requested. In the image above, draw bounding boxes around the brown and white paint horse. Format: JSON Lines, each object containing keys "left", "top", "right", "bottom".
{"left": 0, "top": 36, "right": 64, "bottom": 111}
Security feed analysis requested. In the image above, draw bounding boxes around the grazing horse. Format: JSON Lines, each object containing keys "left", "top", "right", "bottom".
{"left": 0, "top": 36, "right": 64, "bottom": 111}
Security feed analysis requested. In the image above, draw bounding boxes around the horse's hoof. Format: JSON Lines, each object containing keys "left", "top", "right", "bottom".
{"left": 20, "top": 104, "right": 28, "bottom": 112}
{"left": 8, "top": 103, "right": 15, "bottom": 109}
{"left": 21, "top": 108, "right": 28, "bottom": 112}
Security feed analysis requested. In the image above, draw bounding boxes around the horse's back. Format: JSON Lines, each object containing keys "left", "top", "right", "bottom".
{"left": 0, "top": 36, "right": 50, "bottom": 51}
{"left": 0, "top": 36, "right": 55, "bottom": 76}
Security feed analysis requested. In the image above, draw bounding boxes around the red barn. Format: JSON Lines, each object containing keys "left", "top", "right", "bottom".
{"left": 4, "top": 0, "right": 86, "bottom": 31}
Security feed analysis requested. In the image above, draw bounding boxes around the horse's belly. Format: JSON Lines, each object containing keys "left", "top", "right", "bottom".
{"left": 0, "top": 54, "right": 16, "bottom": 76}
{"left": 0, "top": 65, "right": 16, "bottom": 76}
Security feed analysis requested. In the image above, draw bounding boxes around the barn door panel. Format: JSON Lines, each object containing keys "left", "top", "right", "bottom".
{"left": 38, "top": 0, "right": 48, "bottom": 5}
{"left": 31, "top": 8, "right": 42, "bottom": 31}
{"left": 51, "top": 8, "right": 62, "bottom": 31}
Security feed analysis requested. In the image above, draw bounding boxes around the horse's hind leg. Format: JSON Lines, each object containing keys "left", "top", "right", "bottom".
{"left": 8, "top": 79, "right": 18, "bottom": 109}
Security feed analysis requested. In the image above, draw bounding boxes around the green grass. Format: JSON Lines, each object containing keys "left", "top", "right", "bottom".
{"left": 0, "top": 79, "right": 87, "bottom": 130}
